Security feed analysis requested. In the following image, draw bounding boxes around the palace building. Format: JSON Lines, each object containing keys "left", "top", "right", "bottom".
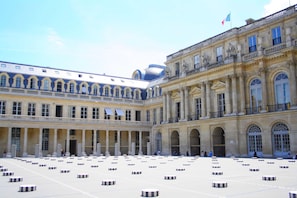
{"left": 1, "top": 5, "right": 297, "bottom": 158}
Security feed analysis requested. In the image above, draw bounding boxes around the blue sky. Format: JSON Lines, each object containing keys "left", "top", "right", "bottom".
{"left": 0, "top": 0, "right": 296, "bottom": 78}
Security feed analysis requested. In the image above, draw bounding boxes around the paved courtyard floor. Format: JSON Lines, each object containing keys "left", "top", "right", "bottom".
{"left": 0, "top": 155, "right": 296, "bottom": 198}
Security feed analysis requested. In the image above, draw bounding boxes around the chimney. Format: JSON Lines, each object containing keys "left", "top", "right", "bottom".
{"left": 245, "top": 18, "right": 255, "bottom": 25}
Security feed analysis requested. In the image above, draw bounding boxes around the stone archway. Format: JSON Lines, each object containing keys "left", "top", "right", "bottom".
{"left": 212, "top": 127, "right": 225, "bottom": 157}
{"left": 171, "top": 131, "right": 180, "bottom": 156}
{"left": 189, "top": 129, "right": 200, "bottom": 156}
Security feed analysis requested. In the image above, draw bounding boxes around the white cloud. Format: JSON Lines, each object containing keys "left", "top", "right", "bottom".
{"left": 47, "top": 28, "right": 64, "bottom": 47}
{"left": 264, "top": 0, "right": 297, "bottom": 16}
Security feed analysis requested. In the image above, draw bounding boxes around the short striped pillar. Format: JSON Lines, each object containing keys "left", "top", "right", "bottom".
{"left": 289, "top": 191, "right": 297, "bottom": 198}
{"left": 101, "top": 180, "right": 116, "bottom": 186}
{"left": 279, "top": 165, "right": 289, "bottom": 169}
{"left": 132, "top": 171, "right": 142, "bottom": 175}
{"left": 3, "top": 171, "right": 14, "bottom": 176}
{"left": 141, "top": 189, "right": 159, "bottom": 197}
{"left": 212, "top": 171, "right": 223, "bottom": 175}
{"left": 60, "top": 169, "right": 70, "bottom": 173}
{"left": 249, "top": 168, "right": 260, "bottom": 172}
{"left": 212, "top": 181, "right": 228, "bottom": 188}
{"left": 164, "top": 175, "right": 176, "bottom": 180}
{"left": 19, "top": 184, "right": 36, "bottom": 192}
{"left": 48, "top": 166, "right": 57, "bottom": 170}
{"left": 9, "top": 176, "right": 23, "bottom": 182}
{"left": 77, "top": 173, "right": 88, "bottom": 178}
{"left": 262, "top": 175, "right": 276, "bottom": 181}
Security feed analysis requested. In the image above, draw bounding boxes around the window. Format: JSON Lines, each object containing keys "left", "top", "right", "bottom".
{"left": 115, "top": 110, "right": 121, "bottom": 120}
{"left": 250, "top": 79, "right": 262, "bottom": 110}
{"left": 176, "top": 102, "right": 180, "bottom": 120}
{"left": 125, "top": 89, "right": 131, "bottom": 98}
{"left": 93, "top": 85, "right": 98, "bottom": 95}
{"left": 11, "top": 128, "right": 21, "bottom": 152}
{"left": 92, "top": 107, "right": 99, "bottom": 119}
{"left": 43, "top": 79, "right": 49, "bottom": 90}
{"left": 29, "top": 78, "right": 36, "bottom": 89}
{"left": 12, "top": 102, "right": 22, "bottom": 115}
{"left": 194, "top": 55, "right": 200, "bottom": 69}
{"left": 272, "top": 123, "right": 290, "bottom": 157}
{"left": 175, "top": 62, "right": 180, "bottom": 76}
{"left": 146, "top": 110, "right": 150, "bottom": 122}
{"left": 81, "top": 107, "right": 87, "bottom": 119}
{"left": 153, "top": 109, "right": 156, "bottom": 124}
{"left": 81, "top": 85, "right": 87, "bottom": 94}
{"left": 1, "top": 64, "right": 6, "bottom": 68}
{"left": 135, "top": 90, "right": 140, "bottom": 100}
{"left": 247, "top": 125, "right": 262, "bottom": 156}
{"left": 195, "top": 98, "right": 201, "bottom": 120}
{"left": 70, "top": 129, "right": 75, "bottom": 136}
{"left": 125, "top": 110, "right": 131, "bottom": 121}
{"left": 217, "top": 93, "right": 225, "bottom": 117}
{"left": 42, "top": 129, "right": 49, "bottom": 151}
{"left": 135, "top": 110, "right": 141, "bottom": 121}
{"left": 69, "top": 83, "right": 75, "bottom": 93}
{"left": 0, "top": 101, "right": 6, "bottom": 115}
{"left": 27, "top": 103, "right": 36, "bottom": 116}
{"left": 0, "top": 75, "right": 6, "bottom": 87}
{"left": 104, "top": 87, "right": 109, "bottom": 96}
{"left": 275, "top": 73, "right": 290, "bottom": 105}
{"left": 42, "top": 104, "right": 49, "bottom": 117}
{"left": 69, "top": 106, "right": 76, "bottom": 118}
{"left": 115, "top": 88, "right": 120, "bottom": 98}
{"left": 16, "top": 77, "right": 22, "bottom": 88}
{"left": 57, "top": 82, "right": 62, "bottom": 92}
{"left": 248, "top": 35, "right": 257, "bottom": 52}
{"left": 160, "top": 107, "right": 163, "bottom": 123}
{"left": 272, "top": 26, "right": 281, "bottom": 45}
{"left": 216, "top": 46, "right": 223, "bottom": 62}
{"left": 104, "top": 108, "right": 112, "bottom": 120}
{"left": 55, "top": 105, "right": 63, "bottom": 117}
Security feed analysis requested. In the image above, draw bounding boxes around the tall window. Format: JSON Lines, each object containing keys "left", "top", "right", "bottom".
{"left": 0, "top": 75, "right": 6, "bottom": 87}
{"left": 275, "top": 73, "right": 290, "bottom": 105}
{"left": 135, "top": 110, "right": 141, "bottom": 121}
{"left": 135, "top": 90, "right": 140, "bottom": 100}
{"left": 81, "top": 107, "right": 87, "bottom": 119}
{"left": 42, "top": 104, "right": 49, "bottom": 117}
{"left": 92, "top": 107, "right": 99, "bottom": 119}
{"left": 115, "top": 110, "right": 121, "bottom": 120}
{"left": 57, "top": 82, "right": 62, "bottom": 92}
{"left": 195, "top": 98, "right": 201, "bottom": 119}
{"left": 248, "top": 35, "right": 257, "bottom": 52}
{"left": 126, "top": 110, "right": 131, "bottom": 121}
{"left": 81, "top": 85, "right": 87, "bottom": 94}
{"left": 115, "top": 88, "right": 120, "bottom": 98}
{"left": 42, "top": 129, "right": 49, "bottom": 151}
{"left": 11, "top": 128, "right": 21, "bottom": 152}
{"left": 69, "top": 106, "right": 76, "bottom": 118}
{"left": 175, "top": 62, "right": 180, "bottom": 76}
{"left": 217, "top": 93, "right": 225, "bottom": 117}
{"left": 104, "top": 87, "right": 109, "bottom": 96}
{"left": 93, "top": 85, "right": 98, "bottom": 95}
{"left": 69, "top": 83, "right": 75, "bottom": 93}
{"left": 29, "top": 78, "right": 36, "bottom": 89}
{"left": 12, "top": 102, "right": 22, "bottom": 115}
{"left": 43, "top": 79, "right": 49, "bottom": 90}
{"left": 272, "top": 26, "right": 281, "bottom": 45}
{"left": 247, "top": 125, "right": 262, "bottom": 156}
{"left": 146, "top": 110, "right": 150, "bottom": 122}
{"left": 16, "top": 77, "right": 22, "bottom": 88}
{"left": 153, "top": 109, "right": 156, "bottom": 124}
{"left": 250, "top": 78, "right": 262, "bottom": 109}
{"left": 194, "top": 55, "right": 200, "bottom": 69}
{"left": 0, "top": 101, "right": 6, "bottom": 115}
{"left": 160, "top": 107, "right": 163, "bottom": 123}
{"left": 176, "top": 102, "right": 180, "bottom": 120}
{"left": 272, "top": 123, "right": 290, "bottom": 157}
{"left": 27, "top": 103, "right": 36, "bottom": 116}
{"left": 216, "top": 46, "right": 223, "bottom": 62}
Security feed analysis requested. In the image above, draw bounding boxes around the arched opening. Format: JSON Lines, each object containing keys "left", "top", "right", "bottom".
{"left": 190, "top": 129, "right": 200, "bottom": 156}
{"left": 155, "top": 132, "right": 162, "bottom": 154}
{"left": 247, "top": 124, "right": 263, "bottom": 157}
{"left": 272, "top": 122, "right": 290, "bottom": 157}
{"left": 171, "top": 131, "right": 180, "bottom": 156}
{"left": 212, "top": 128, "right": 225, "bottom": 157}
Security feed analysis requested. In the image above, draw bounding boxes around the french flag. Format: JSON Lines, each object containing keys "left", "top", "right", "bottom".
{"left": 222, "top": 13, "right": 231, "bottom": 25}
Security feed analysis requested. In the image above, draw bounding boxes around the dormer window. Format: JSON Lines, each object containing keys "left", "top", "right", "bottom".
{"left": 216, "top": 46, "right": 223, "bottom": 62}
{"left": 272, "top": 26, "right": 281, "bottom": 45}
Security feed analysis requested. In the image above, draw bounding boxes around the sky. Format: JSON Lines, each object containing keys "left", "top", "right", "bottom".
{"left": 0, "top": 0, "right": 296, "bottom": 78}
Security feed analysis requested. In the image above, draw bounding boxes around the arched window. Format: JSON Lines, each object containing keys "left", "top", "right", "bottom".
{"left": 135, "top": 89, "right": 140, "bottom": 100}
{"left": 275, "top": 73, "right": 290, "bottom": 105}
{"left": 15, "top": 76, "right": 22, "bottom": 88}
{"left": 104, "top": 86, "right": 109, "bottom": 96}
{"left": 57, "top": 81, "right": 62, "bottom": 92}
{"left": 247, "top": 125, "right": 262, "bottom": 157}
{"left": 250, "top": 78, "right": 262, "bottom": 112}
{"left": 125, "top": 88, "right": 131, "bottom": 98}
{"left": 92, "top": 85, "right": 99, "bottom": 95}
{"left": 272, "top": 123, "right": 290, "bottom": 157}
{"left": 0, "top": 75, "right": 6, "bottom": 87}
{"left": 69, "top": 82, "right": 75, "bottom": 93}
{"left": 43, "top": 79, "right": 50, "bottom": 90}
{"left": 29, "top": 78, "right": 36, "bottom": 89}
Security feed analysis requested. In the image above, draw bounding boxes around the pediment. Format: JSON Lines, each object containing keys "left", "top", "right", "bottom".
{"left": 171, "top": 91, "right": 180, "bottom": 99}
{"left": 189, "top": 86, "right": 201, "bottom": 95}
{"left": 211, "top": 80, "right": 226, "bottom": 90}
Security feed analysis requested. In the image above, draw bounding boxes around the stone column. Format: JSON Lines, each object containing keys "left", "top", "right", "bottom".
{"left": 166, "top": 92, "right": 171, "bottom": 122}
{"left": 239, "top": 74, "right": 246, "bottom": 114}
{"left": 201, "top": 83, "right": 206, "bottom": 117}
{"left": 39, "top": 128, "right": 43, "bottom": 157}
{"left": 117, "top": 130, "right": 121, "bottom": 155}
{"left": 260, "top": 66, "right": 268, "bottom": 112}
{"left": 225, "top": 76, "right": 231, "bottom": 114}
{"left": 82, "top": 129, "right": 86, "bottom": 156}
{"left": 105, "top": 130, "right": 109, "bottom": 156}
{"left": 128, "top": 131, "right": 131, "bottom": 155}
{"left": 162, "top": 93, "right": 167, "bottom": 122}
{"left": 66, "top": 129, "right": 70, "bottom": 156}
{"left": 93, "top": 130, "right": 97, "bottom": 155}
{"left": 285, "top": 27, "right": 292, "bottom": 47}
{"left": 180, "top": 88, "right": 184, "bottom": 120}
{"left": 289, "top": 60, "right": 297, "bottom": 106}
{"left": 231, "top": 75, "right": 238, "bottom": 114}
{"left": 22, "top": 128, "right": 28, "bottom": 157}
{"left": 206, "top": 81, "right": 211, "bottom": 118}
{"left": 7, "top": 127, "right": 12, "bottom": 157}
{"left": 52, "top": 128, "right": 57, "bottom": 156}
{"left": 184, "top": 87, "right": 189, "bottom": 120}
{"left": 138, "top": 131, "right": 143, "bottom": 155}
